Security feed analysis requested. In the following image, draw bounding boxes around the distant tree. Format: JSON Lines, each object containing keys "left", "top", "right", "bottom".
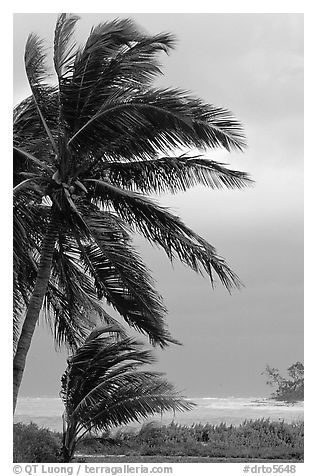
{"left": 263, "top": 362, "right": 304, "bottom": 402}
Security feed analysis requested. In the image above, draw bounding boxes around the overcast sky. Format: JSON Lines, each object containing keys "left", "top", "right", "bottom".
{"left": 13, "top": 13, "right": 303, "bottom": 398}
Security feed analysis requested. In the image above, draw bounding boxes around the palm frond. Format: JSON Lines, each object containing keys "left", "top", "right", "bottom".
{"left": 13, "top": 89, "right": 59, "bottom": 146}
{"left": 24, "top": 34, "right": 58, "bottom": 154}
{"left": 45, "top": 231, "right": 100, "bottom": 350}
{"left": 44, "top": 279, "right": 93, "bottom": 351}
{"left": 81, "top": 294, "right": 125, "bottom": 330}
{"left": 13, "top": 176, "right": 50, "bottom": 197}
{"left": 85, "top": 179, "right": 241, "bottom": 290}
{"left": 61, "top": 18, "right": 145, "bottom": 130}
{"left": 13, "top": 146, "right": 54, "bottom": 174}
{"left": 68, "top": 87, "right": 246, "bottom": 161}
{"left": 72, "top": 207, "right": 174, "bottom": 346}
{"left": 24, "top": 33, "right": 48, "bottom": 87}
{"left": 66, "top": 339, "right": 156, "bottom": 411}
{"left": 101, "top": 154, "right": 253, "bottom": 194}
{"left": 44, "top": 282, "right": 90, "bottom": 351}
{"left": 86, "top": 323, "right": 128, "bottom": 342}
{"left": 61, "top": 328, "right": 194, "bottom": 442}
{"left": 45, "top": 224, "right": 171, "bottom": 350}
{"left": 54, "top": 13, "right": 80, "bottom": 79}
{"left": 13, "top": 92, "right": 59, "bottom": 188}
{"left": 65, "top": 29, "right": 175, "bottom": 130}
{"left": 89, "top": 376, "right": 193, "bottom": 430}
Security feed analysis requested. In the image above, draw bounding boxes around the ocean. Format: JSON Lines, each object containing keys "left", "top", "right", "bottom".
{"left": 14, "top": 397, "right": 304, "bottom": 433}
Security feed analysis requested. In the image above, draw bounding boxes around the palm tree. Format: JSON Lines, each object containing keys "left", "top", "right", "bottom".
{"left": 60, "top": 324, "right": 194, "bottom": 462}
{"left": 13, "top": 189, "right": 126, "bottom": 355}
{"left": 13, "top": 181, "right": 174, "bottom": 409}
{"left": 13, "top": 13, "right": 250, "bottom": 411}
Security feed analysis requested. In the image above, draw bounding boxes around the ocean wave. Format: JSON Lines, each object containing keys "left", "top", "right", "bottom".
{"left": 15, "top": 396, "right": 304, "bottom": 432}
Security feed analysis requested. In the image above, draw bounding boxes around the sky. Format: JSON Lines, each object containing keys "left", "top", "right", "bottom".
{"left": 13, "top": 13, "right": 304, "bottom": 398}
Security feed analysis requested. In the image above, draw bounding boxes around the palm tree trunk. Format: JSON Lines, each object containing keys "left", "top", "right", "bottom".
{"left": 13, "top": 212, "right": 60, "bottom": 413}
{"left": 62, "top": 416, "right": 77, "bottom": 463}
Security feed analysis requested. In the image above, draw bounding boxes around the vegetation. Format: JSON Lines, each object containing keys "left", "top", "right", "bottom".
{"left": 13, "top": 13, "right": 250, "bottom": 411}
{"left": 263, "top": 362, "right": 304, "bottom": 402}
{"left": 80, "top": 419, "right": 303, "bottom": 460}
{"left": 13, "top": 422, "right": 62, "bottom": 463}
{"left": 60, "top": 325, "right": 193, "bottom": 462}
{"left": 13, "top": 419, "right": 304, "bottom": 463}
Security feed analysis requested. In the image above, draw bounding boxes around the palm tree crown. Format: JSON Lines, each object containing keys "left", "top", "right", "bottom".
{"left": 60, "top": 324, "right": 194, "bottom": 462}
{"left": 13, "top": 13, "right": 250, "bottom": 411}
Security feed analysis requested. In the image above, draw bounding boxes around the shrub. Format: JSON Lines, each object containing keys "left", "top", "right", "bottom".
{"left": 13, "top": 422, "right": 62, "bottom": 463}
{"left": 109, "top": 419, "right": 304, "bottom": 460}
